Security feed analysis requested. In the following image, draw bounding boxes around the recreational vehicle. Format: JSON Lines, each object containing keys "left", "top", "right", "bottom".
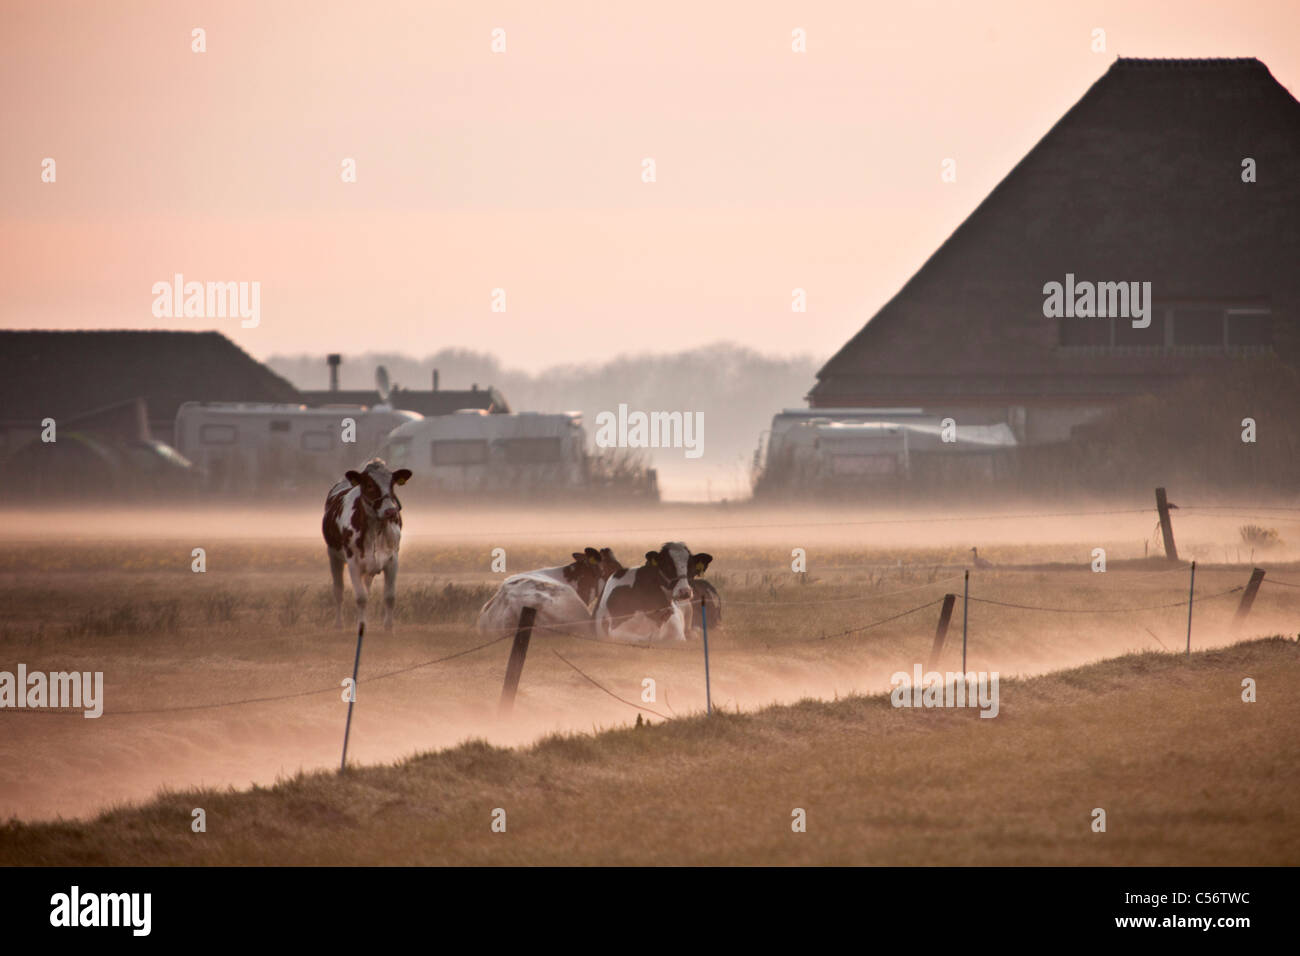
{"left": 756, "top": 408, "right": 1018, "bottom": 497}
{"left": 377, "top": 410, "right": 588, "bottom": 495}
{"left": 174, "top": 402, "right": 420, "bottom": 493}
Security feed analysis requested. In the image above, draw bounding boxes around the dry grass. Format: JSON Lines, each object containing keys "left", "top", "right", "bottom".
{"left": 1, "top": 519, "right": 1297, "bottom": 863}
{"left": 1, "top": 637, "right": 1296, "bottom": 865}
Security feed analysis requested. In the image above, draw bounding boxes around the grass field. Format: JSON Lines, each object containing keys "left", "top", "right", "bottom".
{"left": 1, "top": 504, "right": 1297, "bottom": 863}
{"left": 2, "top": 638, "right": 1296, "bottom": 865}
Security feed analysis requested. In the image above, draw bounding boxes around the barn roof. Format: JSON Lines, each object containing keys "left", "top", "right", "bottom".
{"left": 811, "top": 57, "right": 1300, "bottom": 406}
{"left": 0, "top": 330, "right": 301, "bottom": 426}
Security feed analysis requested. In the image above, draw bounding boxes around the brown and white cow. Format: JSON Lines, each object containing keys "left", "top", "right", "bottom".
{"left": 323, "top": 458, "right": 412, "bottom": 632}
{"left": 477, "top": 547, "right": 622, "bottom": 639}
{"left": 595, "top": 542, "right": 713, "bottom": 644}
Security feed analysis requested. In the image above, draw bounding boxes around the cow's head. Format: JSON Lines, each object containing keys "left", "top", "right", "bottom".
{"left": 346, "top": 458, "right": 412, "bottom": 522}
{"left": 597, "top": 547, "right": 624, "bottom": 581}
{"left": 644, "top": 541, "right": 705, "bottom": 602}
{"left": 565, "top": 547, "right": 607, "bottom": 605}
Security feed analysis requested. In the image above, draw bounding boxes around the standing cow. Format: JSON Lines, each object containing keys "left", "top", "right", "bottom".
{"left": 323, "top": 458, "right": 412, "bottom": 632}
{"left": 596, "top": 542, "right": 713, "bottom": 644}
{"left": 478, "top": 547, "right": 622, "bottom": 639}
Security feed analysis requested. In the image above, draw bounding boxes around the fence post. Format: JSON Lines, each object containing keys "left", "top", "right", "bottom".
{"left": 1185, "top": 560, "right": 1196, "bottom": 657}
{"left": 1232, "top": 568, "right": 1266, "bottom": 633}
{"left": 961, "top": 570, "right": 970, "bottom": 674}
{"left": 340, "top": 621, "right": 365, "bottom": 772}
{"left": 1155, "top": 487, "right": 1180, "bottom": 562}
{"left": 498, "top": 606, "right": 536, "bottom": 717}
{"left": 928, "top": 594, "right": 956, "bottom": 671}
{"left": 701, "top": 601, "right": 713, "bottom": 716}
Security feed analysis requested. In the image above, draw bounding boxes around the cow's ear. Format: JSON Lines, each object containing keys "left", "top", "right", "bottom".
{"left": 392, "top": 469, "right": 412, "bottom": 486}
{"left": 692, "top": 553, "right": 714, "bottom": 575}
{"left": 345, "top": 470, "right": 363, "bottom": 486}
{"left": 644, "top": 550, "right": 659, "bottom": 565}
{"left": 572, "top": 552, "right": 586, "bottom": 564}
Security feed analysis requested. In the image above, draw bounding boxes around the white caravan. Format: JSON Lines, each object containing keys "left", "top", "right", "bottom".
{"left": 378, "top": 411, "right": 588, "bottom": 494}
{"left": 174, "top": 401, "right": 420, "bottom": 493}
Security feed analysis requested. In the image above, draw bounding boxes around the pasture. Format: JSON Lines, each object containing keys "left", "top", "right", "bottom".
{"left": 1, "top": 503, "right": 1297, "bottom": 864}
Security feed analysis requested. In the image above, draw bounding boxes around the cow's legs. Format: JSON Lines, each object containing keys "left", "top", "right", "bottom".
{"left": 382, "top": 557, "right": 398, "bottom": 632}
{"left": 347, "top": 562, "right": 369, "bottom": 630}
{"left": 328, "top": 552, "right": 346, "bottom": 628}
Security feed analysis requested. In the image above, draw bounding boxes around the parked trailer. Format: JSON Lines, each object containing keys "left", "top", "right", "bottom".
{"left": 174, "top": 402, "right": 421, "bottom": 493}
{"left": 756, "top": 409, "right": 1017, "bottom": 496}
{"left": 377, "top": 410, "right": 588, "bottom": 495}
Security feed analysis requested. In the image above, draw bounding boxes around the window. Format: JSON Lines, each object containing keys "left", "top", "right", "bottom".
{"left": 1060, "top": 305, "right": 1272, "bottom": 352}
{"left": 432, "top": 439, "right": 488, "bottom": 466}
{"left": 301, "top": 431, "right": 333, "bottom": 452}
{"left": 199, "top": 424, "right": 237, "bottom": 445}
{"left": 269, "top": 420, "right": 291, "bottom": 433}
{"left": 502, "top": 437, "right": 563, "bottom": 464}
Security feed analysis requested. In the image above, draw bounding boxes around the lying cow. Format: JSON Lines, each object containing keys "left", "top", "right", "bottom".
{"left": 596, "top": 542, "right": 713, "bottom": 644}
{"left": 323, "top": 458, "right": 412, "bottom": 632}
{"left": 477, "top": 547, "right": 622, "bottom": 639}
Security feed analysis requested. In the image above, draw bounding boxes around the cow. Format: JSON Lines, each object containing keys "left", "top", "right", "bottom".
{"left": 684, "top": 577, "right": 723, "bottom": 635}
{"left": 596, "top": 542, "right": 713, "bottom": 644}
{"left": 477, "top": 548, "right": 623, "bottom": 639}
{"left": 323, "top": 458, "right": 412, "bottom": 632}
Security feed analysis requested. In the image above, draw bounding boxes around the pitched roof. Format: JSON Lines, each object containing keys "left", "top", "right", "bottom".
{"left": 0, "top": 330, "right": 300, "bottom": 425}
{"left": 811, "top": 57, "right": 1300, "bottom": 405}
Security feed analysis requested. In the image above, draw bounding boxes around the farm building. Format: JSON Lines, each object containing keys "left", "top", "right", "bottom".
{"left": 299, "top": 384, "right": 509, "bottom": 416}
{"left": 764, "top": 57, "right": 1300, "bottom": 496}
{"left": 0, "top": 330, "right": 301, "bottom": 498}
{"left": 0, "top": 330, "right": 300, "bottom": 455}
{"left": 297, "top": 355, "right": 511, "bottom": 416}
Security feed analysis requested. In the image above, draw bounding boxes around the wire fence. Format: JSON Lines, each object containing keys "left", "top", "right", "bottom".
{"left": 5, "top": 497, "right": 1298, "bottom": 723}
{"left": 7, "top": 566, "right": 1283, "bottom": 720}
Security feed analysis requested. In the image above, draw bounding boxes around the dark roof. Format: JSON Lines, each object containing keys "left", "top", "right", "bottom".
{"left": 298, "top": 386, "right": 510, "bottom": 415}
{"left": 812, "top": 57, "right": 1300, "bottom": 406}
{"left": 0, "top": 330, "right": 301, "bottom": 424}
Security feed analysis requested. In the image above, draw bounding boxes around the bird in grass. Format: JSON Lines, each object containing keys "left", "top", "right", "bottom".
{"left": 970, "top": 547, "right": 994, "bottom": 569}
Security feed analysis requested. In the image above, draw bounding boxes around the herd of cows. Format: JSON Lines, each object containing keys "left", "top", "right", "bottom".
{"left": 322, "top": 458, "right": 722, "bottom": 642}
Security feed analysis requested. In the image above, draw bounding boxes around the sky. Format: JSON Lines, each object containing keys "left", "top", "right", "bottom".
{"left": 3, "top": 0, "right": 1298, "bottom": 370}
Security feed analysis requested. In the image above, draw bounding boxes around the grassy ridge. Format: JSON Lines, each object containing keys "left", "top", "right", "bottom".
{"left": 3, "top": 637, "right": 1296, "bottom": 866}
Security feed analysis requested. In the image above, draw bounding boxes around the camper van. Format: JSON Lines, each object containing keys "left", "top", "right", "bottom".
{"left": 755, "top": 408, "right": 1017, "bottom": 497}
{"left": 377, "top": 410, "right": 588, "bottom": 495}
{"left": 174, "top": 402, "right": 421, "bottom": 494}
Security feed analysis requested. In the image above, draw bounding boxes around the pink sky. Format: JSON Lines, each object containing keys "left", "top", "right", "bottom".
{"left": 3, "top": 0, "right": 1298, "bottom": 369}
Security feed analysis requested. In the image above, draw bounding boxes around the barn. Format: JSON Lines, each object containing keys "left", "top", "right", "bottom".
{"left": 0, "top": 330, "right": 301, "bottom": 498}
{"left": 812, "top": 58, "right": 1298, "bottom": 436}
{"left": 766, "top": 57, "right": 1300, "bottom": 495}
{"left": 0, "top": 330, "right": 300, "bottom": 456}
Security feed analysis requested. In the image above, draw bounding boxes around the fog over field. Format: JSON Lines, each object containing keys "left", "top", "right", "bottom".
{"left": 2, "top": 504, "right": 1296, "bottom": 825}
